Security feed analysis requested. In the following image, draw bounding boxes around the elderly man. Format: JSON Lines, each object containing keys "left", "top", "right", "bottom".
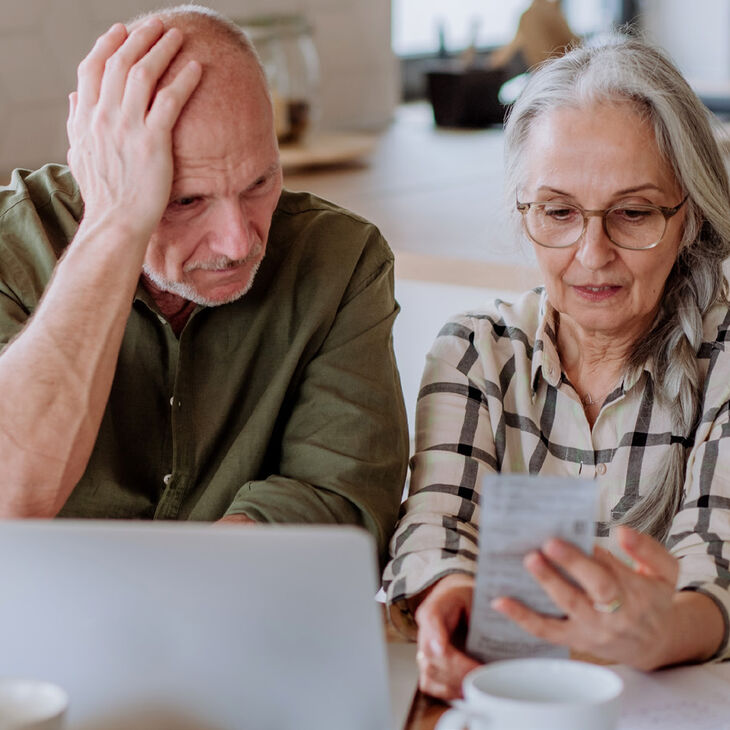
{"left": 0, "top": 6, "right": 407, "bottom": 560}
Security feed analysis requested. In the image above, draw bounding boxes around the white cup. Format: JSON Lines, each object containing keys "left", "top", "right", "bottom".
{"left": 436, "top": 658, "right": 623, "bottom": 730}
{"left": 0, "top": 679, "right": 68, "bottom": 730}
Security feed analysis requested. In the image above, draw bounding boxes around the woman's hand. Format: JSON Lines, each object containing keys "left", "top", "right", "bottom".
{"left": 492, "top": 526, "right": 681, "bottom": 669}
{"left": 413, "top": 573, "right": 481, "bottom": 699}
{"left": 67, "top": 19, "right": 202, "bottom": 243}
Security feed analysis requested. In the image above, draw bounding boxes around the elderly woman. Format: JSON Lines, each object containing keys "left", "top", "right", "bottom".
{"left": 383, "top": 35, "right": 730, "bottom": 700}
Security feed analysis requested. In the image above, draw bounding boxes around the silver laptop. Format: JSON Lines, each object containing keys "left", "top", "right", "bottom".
{"left": 0, "top": 521, "right": 416, "bottom": 729}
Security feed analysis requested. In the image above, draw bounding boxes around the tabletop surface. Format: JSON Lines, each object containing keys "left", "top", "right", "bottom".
{"left": 283, "top": 103, "right": 542, "bottom": 293}
{"left": 397, "top": 649, "right": 730, "bottom": 730}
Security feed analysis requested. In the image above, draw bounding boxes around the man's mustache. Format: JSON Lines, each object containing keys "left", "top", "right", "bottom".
{"left": 183, "top": 243, "right": 264, "bottom": 273}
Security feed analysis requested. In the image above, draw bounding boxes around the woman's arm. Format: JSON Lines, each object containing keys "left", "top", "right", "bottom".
{"left": 383, "top": 314, "right": 498, "bottom": 634}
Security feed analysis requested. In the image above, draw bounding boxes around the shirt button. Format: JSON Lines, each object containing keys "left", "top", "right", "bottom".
{"left": 169, "top": 396, "right": 174, "bottom": 407}
{"left": 163, "top": 473, "right": 172, "bottom": 486}
{"left": 596, "top": 463, "right": 607, "bottom": 476}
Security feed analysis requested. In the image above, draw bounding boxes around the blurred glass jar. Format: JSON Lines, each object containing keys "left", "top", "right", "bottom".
{"left": 238, "top": 14, "right": 321, "bottom": 145}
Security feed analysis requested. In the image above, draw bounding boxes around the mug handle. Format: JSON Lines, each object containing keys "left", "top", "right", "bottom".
{"left": 435, "top": 699, "right": 493, "bottom": 730}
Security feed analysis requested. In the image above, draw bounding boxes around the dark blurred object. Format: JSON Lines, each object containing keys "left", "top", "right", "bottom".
{"left": 425, "top": 0, "right": 578, "bottom": 128}
{"left": 426, "top": 65, "right": 509, "bottom": 127}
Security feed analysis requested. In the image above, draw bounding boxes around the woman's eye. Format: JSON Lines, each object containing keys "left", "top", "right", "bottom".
{"left": 543, "top": 206, "right": 577, "bottom": 221}
{"left": 615, "top": 207, "right": 652, "bottom": 222}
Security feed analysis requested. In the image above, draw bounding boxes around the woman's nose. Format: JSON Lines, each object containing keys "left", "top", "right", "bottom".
{"left": 575, "top": 216, "right": 615, "bottom": 271}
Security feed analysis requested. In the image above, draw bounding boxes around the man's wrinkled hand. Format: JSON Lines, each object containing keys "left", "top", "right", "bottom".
{"left": 66, "top": 19, "right": 201, "bottom": 243}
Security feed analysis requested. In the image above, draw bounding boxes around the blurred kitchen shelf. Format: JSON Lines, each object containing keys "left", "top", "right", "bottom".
{"left": 279, "top": 132, "right": 379, "bottom": 172}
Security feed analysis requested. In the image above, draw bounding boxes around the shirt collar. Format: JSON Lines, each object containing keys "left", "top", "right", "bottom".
{"left": 531, "top": 290, "right": 562, "bottom": 394}
{"left": 132, "top": 277, "right": 203, "bottom": 323}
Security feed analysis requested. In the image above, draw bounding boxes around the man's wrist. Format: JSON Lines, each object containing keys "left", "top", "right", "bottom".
{"left": 217, "top": 513, "right": 257, "bottom": 525}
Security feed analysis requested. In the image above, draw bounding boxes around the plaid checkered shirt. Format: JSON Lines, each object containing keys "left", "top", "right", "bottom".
{"left": 383, "top": 288, "right": 730, "bottom": 659}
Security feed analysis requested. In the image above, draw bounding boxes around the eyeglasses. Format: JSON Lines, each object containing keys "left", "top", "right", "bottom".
{"left": 516, "top": 195, "right": 689, "bottom": 250}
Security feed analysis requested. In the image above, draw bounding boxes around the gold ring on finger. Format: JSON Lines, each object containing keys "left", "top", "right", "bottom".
{"left": 593, "top": 597, "right": 623, "bottom": 614}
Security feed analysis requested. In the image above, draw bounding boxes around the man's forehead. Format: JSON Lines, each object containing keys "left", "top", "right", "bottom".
{"left": 170, "top": 158, "right": 280, "bottom": 188}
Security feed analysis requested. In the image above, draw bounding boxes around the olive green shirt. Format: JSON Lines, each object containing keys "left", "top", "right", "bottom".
{"left": 0, "top": 165, "right": 408, "bottom": 560}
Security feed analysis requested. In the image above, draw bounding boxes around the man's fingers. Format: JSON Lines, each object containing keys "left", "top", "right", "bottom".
{"left": 98, "top": 18, "right": 166, "bottom": 109}
{"left": 146, "top": 60, "right": 202, "bottom": 132}
{"left": 122, "top": 27, "right": 185, "bottom": 119}
{"left": 66, "top": 92, "right": 78, "bottom": 141}
{"left": 75, "top": 23, "right": 128, "bottom": 111}
{"left": 617, "top": 526, "right": 679, "bottom": 584}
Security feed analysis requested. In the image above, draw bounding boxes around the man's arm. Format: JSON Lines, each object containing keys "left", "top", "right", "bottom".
{"left": 0, "top": 20, "right": 201, "bottom": 517}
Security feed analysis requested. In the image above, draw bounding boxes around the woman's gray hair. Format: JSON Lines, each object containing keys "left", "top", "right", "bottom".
{"left": 504, "top": 35, "right": 730, "bottom": 541}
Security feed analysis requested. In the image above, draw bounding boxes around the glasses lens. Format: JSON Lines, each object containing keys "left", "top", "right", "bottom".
{"left": 524, "top": 203, "right": 583, "bottom": 247}
{"left": 605, "top": 206, "right": 666, "bottom": 249}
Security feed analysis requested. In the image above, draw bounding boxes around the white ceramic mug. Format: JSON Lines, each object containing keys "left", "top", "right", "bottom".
{"left": 0, "top": 679, "right": 68, "bottom": 730}
{"left": 435, "top": 658, "right": 623, "bottom": 730}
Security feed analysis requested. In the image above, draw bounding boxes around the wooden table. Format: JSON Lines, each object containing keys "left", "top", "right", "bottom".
{"left": 403, "top": 691, "right": 449, "bottom": 730}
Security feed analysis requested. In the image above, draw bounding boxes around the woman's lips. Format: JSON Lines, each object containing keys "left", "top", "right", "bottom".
{"left": 572, "top": 284, "right": 622, "bottom": 301}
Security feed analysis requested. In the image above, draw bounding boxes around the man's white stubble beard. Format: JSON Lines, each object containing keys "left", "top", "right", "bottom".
{"left": 143, "top": 246, "right": 264, "bottom": 307}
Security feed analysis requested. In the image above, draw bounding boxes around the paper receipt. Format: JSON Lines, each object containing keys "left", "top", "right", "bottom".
{"left": 466, "top": 474, "right": 598, "bottom": 662}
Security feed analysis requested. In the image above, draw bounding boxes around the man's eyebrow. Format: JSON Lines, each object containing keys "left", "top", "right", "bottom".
{"left": 249, "top": 162, "right": 281, "bottom": 186}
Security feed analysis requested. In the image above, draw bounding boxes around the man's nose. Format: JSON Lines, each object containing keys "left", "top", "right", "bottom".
{"left": 210, "top": 202, "right": 256, "bottom": 261}
{"left": 575, "top": 215, "right": 615, "bottom": 271}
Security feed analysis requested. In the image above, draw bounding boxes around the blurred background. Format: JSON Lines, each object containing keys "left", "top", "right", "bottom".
{"left": 1, "top": 1, "right": 728, "bottom": 175}
{"left": 2, "top": 0, "right": 728, "bottom": 433}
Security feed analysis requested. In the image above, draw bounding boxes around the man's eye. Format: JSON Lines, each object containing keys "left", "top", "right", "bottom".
{"left": 176, "top": 197, "right": 198, "bottom": 207}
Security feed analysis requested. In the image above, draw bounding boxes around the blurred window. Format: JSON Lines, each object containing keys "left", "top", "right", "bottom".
{"left": 392, "top": 0, "right": 624, "bottom": 58}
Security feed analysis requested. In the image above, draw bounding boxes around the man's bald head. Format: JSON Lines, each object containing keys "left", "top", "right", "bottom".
{"left": 129, "top": 4, "right": 271, "bottom": 120}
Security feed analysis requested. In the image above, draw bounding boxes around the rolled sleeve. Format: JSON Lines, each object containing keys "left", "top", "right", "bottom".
{"left": 668, "top": 396, "right": 730, "bottom": 660}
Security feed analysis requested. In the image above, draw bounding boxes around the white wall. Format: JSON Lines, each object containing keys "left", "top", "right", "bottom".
{"left": 0, "top": 0, "right": 397, "bottom": 175}
{"left": 641, "top": 0, "right": 730, "bottom": 86}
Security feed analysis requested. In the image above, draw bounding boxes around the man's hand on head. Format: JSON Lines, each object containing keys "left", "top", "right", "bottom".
{"left": 66, "top": 18, "right": 201, "bottom": 245}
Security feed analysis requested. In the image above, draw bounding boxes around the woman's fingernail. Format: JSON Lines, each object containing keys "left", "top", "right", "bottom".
{"left": 544, "top": 539, "right": 568, "bottom": 559}
{"left": 524, "top": 550, "right": 542, "bottom": 569}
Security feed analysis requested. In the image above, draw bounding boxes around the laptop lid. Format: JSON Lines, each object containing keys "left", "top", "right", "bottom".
{"left": 0, "top": 521, "right": 402, "bottom": 730}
